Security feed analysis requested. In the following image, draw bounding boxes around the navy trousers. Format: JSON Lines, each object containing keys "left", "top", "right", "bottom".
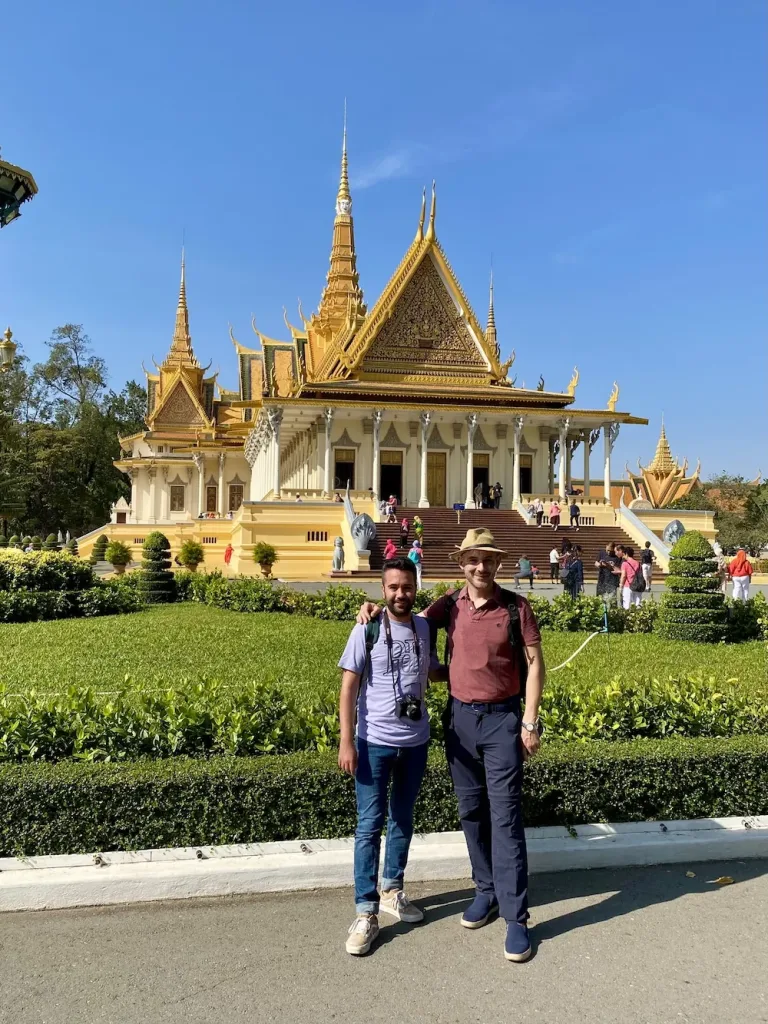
{"left": 445, "top": 696, "right": 528, "bottom": 924}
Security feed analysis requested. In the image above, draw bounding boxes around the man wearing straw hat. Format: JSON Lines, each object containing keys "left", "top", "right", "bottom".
{"left": 357, "top": 527, "right": 545, "bottom": 962}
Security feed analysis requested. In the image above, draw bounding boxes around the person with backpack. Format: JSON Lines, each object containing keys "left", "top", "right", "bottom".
{"left": 615, "top": 544, "right": 644, "bottom": 608}
{"left": 338, "top": 556, "right": 440, "bottom": 956}
{"left": 561, "top": 545, "right": 584, "bottom": 599}
{"left": 568, "top": 500, "right": 581, "bottom": 530}
{"left": 408, "top": 539, "right": 423, "bottom": 590}
{"left": 640, "top": 541, "right": 655, "bottom": 589}
{"left": 356, "top": 528, "right": 545, "bottom": 963}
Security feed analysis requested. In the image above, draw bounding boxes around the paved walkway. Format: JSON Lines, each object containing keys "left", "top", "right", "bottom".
{"left": 3, "top": 859, "right": 767, "bottom": 1024}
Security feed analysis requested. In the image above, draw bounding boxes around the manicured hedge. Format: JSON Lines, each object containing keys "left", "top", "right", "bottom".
{"left": 0, "top": 551, "right": 96, "bottom": 593}
{"left": 2, "top": 736, "right": 767, "bottom": 856}
{"left": 0, "top": 582, "right": 142, "bottom": 624}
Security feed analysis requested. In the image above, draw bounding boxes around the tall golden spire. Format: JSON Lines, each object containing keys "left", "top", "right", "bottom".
{"left": 414, "top": 186, "right": 426, "bottom": 243}
{"left": 425, "top": 180, "right": 437, "bottom": 241}
{"left": 648, "top": 417, "right": 677, "bottom": 474}
{"left": 166, "top": 248, "right": 197, "bottom": 365}
{"left": 485, "top": 267, "right": 497, "bottom": 350}
{"left": 311, "top": 106, "right": 366, "bottom": 341}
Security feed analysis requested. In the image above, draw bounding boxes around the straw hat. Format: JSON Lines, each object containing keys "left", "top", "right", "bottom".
{"left": 450, "top": 528, "right": 507, "bottom": 561}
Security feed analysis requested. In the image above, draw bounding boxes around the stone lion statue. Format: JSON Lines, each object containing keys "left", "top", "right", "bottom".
{"left": 332, "top": 536, "right": 345, "bottom": 572}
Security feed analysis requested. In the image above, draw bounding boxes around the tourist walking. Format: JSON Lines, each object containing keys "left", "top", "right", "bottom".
{"left": 338, "top": 556, "right": 440, "bottom": 955}
{"left": 408, "top": 540, "right": 424, "bottom": 590}
{"left": 383, "top": 537, "right": 397, "bottom": 561}
{"left": 549, "top": 545, "right": 560, "bottom": 582}
{"left": 561, "top": 545, "right": 584, "bottom": 599}
{"left": 356, "top": 528, "right": 545, "bottom": 963}
{"left": 413, "top": 515, "right": 424, "bottom": 544}
{"left": 595, "top": 542, "right": 620, "bottom": 606}
{"left": 532, "top": 498, "right": 544, "bottom": 527}
{"left": 474, "top": 482, "right": 484, "bottom": 508}
{"left": 728, "top": 548, "right": 753, "bottom": 601}
{"left": 640, "top": 542, "right": 655, "bottom": 589}
{"left": 616, "top": 544, "right": 643, "bottom": 608}
{"left": 513, "top": 554, "right": 534, "bottom": 590}
{"left": 400, "top": 517, "right": 409, "bottom": 549}
{"left": 493, "top": 482, "right": 503, "bottom": 509}
{"left": 549, "top": 500, "right": 561, "bottom": 531}
{"left": 568, "top": 500, "right": 581, "bottom": 530}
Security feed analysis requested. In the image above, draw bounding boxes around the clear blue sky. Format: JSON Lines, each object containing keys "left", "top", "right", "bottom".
{"left": 2, "top": 0, "right": 766, "bottom": 478}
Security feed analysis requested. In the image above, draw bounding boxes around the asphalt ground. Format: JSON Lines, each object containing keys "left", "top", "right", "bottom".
{"left": 2, "top": 859, "right": 767, "bottom": 1024}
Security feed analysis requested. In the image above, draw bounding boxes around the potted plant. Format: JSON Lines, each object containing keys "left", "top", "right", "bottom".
{"left": 253, "top": 541, "right": 278, "bottom": 578}
{"left": 178, "top": 539, "right": 204, "bottom": 572}
{"left": 105, "top": 540, "right": 132, "bottom": 575}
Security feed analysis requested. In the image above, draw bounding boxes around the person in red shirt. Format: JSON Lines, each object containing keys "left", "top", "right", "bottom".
{"left": 357, "top": 528, "right": 545, "bottom": 962}
{"left": 728, "top": 548, "right": 753, "bottom": 601}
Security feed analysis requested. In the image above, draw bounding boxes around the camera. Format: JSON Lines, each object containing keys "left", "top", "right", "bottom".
{"left": 396, "top": 696, "right": 423, "bottom": 721}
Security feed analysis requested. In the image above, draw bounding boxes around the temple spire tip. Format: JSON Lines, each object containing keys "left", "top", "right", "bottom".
{"left": 425, "top": 180, "right": 436, "bottom": 241}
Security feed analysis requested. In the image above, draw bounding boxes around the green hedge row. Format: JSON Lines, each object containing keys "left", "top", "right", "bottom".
{"left": 0, "top": 582, "right": 143, "bottom": 624}
{"left": 2, "top": 736, "right": 766, "bottom": 856}
{"left": 0, "top": 551, "right": 96, "bottom": 593}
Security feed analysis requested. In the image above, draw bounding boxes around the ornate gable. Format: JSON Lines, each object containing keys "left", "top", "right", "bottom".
{"left": 360, "top": 255, "right": 491, "bottom": 380}
{"left": 152, "top": 379, "right": 208, "bottom": 429}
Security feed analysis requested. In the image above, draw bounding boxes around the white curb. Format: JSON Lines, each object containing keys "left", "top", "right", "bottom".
{"left": 1, "top": 816, "right": 766, "bottom": 913}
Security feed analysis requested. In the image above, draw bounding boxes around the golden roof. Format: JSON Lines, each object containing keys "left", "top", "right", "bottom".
{"left": 646, "top": 419, "right": 677, "bottom": 474}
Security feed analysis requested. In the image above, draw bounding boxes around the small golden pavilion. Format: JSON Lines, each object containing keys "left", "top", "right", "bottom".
{"left": 114, "top": 126, "right": 649, "bottom": 531}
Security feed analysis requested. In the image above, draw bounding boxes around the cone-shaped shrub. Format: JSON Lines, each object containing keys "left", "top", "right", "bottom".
{"left": 65, "top": 538, "right": 79, "bottom": 556}
{"left": 658, "top": 531, "right": 727, "bottom": 643}
{"left": 90, "top": 534, "right": 109, "bottom": 564}
{"left": 31, "top": 536, "right": 42, "bottom": 551}
{"left": 0, "top": 535, "right": 7, "bottom": 548}
{"left": 43, "top": 534, "right": 59, "bottom": 551}
{"left": 21, "top": 536, "right": 32, "bottom": 549}
{"left": 140, "top": 531, "right": 176, "bottom": 603}
{"left": 8, "top": 536, "right": 20, "bottom": 548}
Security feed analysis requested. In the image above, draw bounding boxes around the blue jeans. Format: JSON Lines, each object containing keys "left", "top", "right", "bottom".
{"left": 354, "top": 738, "right": 429, "bottom": 914}
{"left": 445, "top": 697, "right": 528, "bottom": 924}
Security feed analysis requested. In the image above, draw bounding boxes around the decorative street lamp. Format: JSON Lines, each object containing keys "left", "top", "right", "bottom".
{"left": 0, "top": 149, "right": 37, "bottom": 228}
{"left": 0, "top": 326, "right": 16, "bottom": 371}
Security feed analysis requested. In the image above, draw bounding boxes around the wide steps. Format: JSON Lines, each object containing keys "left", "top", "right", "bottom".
{"left": 371, "top": 508, "right": 639, "bottom": 579}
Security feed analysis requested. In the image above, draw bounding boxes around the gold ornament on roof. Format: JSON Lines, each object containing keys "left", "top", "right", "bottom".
{"left": 607, "top": 381, "right": 619, "bottom": 411}
{"left": 567, "top": 366, "right": 580, "bottom": 397}
{"left": 626, "top": 419, "right": 700, "bottom": 508}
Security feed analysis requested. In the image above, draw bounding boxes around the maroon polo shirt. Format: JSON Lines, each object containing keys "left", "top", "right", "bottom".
{"left": 423, "top": 585, "right": 541, "bottom": 702}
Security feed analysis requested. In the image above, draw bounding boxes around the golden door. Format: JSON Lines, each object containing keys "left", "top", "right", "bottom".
{"left": 427, "top": 452, "right": 446, "bottom": 506}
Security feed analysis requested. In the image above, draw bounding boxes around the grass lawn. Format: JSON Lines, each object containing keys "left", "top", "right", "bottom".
{"left": 0, "top": 604, "right": 765, "bottom": 700}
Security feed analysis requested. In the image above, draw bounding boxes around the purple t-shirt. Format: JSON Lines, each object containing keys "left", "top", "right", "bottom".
{"left": 338, "top": 616, "right": 437, "bottom": 748}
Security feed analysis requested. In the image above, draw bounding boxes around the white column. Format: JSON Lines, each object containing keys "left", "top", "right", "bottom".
{"left": 558, "top": 418, "right": 569, "bottom": 500}
{"left": 418, "top": 411, "right": 431, "bottom": 508}
{"left": 148, "top": 466, "right": 157, "bottom": 524}
{"left": 130, "top": 469, "right": 138, "bottom": 523}
{"left": 323, "top": 407, "right": 334, "bottom": 497}
{"left": 217, "top": 453, "right": 226, "bottom": 516}
{"left": 582, "top": 432, "right": 590, "bottom": 498}
{"left": 566, "top": 440, "right": 573, "bottom": 493}
{"left": 160, "top": 467, "right": 169, "bottom": 522}
{"left": 193, "top": 453, "right": 205, "bottom": 515}
{"left": 547, "top": 438, "right": 555, "bottom": 495}
{"left": 513, "top": 416, "right": 524, "bottom": 505}
{"left": 603, "top": 422, "right": 619, "bottom": 502}
{"left": 372, "top": 409, "right": 383, "bottom": 500}
{"left": 269, "top": 408, "right": 283, "bottom": 499}
{"left": 465, "top": 413, "right": 478, "bottom": 507}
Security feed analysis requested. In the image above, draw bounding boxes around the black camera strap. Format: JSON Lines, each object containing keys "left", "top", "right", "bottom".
{"left": 382, "top": 610, "right": 422, "bottom": 702}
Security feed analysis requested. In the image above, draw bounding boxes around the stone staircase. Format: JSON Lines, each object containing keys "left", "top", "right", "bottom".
{"left": 369, "top": 507, "right": 641, "bottom": 579}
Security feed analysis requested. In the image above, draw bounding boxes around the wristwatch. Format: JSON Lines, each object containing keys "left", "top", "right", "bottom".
{"left": 521, "top": 718, "right": 541, "bottom": 734}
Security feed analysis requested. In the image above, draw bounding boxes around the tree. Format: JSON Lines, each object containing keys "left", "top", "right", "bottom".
{"left": 35, "top": 325, "right": 107, "bottom": 427}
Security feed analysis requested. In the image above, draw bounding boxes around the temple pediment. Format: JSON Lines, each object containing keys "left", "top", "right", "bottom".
{"left": 151, "top": 378, "right": 208, "bottom": 429}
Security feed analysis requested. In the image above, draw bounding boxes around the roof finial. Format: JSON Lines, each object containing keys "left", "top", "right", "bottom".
{"left": 485, "top": 266, "right": 497, "bottom": 350}
{"left": 425, "top": 180, "right": 436, "bottom": 241}
{"left": 415, "top": 186, "right": 426, "bottom": 242}
{"left": 336, "top": 99, "right": 351, "bottom": 212}
{"left": 168, "top": 246, "right": 195, "bottom": 362}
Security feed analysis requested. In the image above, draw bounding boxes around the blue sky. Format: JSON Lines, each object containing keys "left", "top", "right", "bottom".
{"left": 2, "top": 0, "right": 765, "bottom": 478}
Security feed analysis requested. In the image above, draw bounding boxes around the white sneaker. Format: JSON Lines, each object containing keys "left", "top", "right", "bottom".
{"left": 380, "top": 889, "right": 424, "bottom": 923}
{"left": 345, "top": 913, "right": 379, "bottom": 955}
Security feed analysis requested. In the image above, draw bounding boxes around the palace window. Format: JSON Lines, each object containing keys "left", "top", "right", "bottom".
{"left": 228, "top": 484, "right": 244, "bottom": 511}
{"left": 206, "top": 485, "right": 218, "bottom": 513}
{"left": 170, "top": 485, "right": 185, "bottom": 512}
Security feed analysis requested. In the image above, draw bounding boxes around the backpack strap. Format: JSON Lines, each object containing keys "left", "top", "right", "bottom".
{"left": 496, "top": 588, "right": 528, "bottom": 700}
{"left": 363, "top": 618, "right": 381, "bottom": 686}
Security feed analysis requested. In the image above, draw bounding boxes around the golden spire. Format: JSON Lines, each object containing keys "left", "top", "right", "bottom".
{"left": 166, "top": 248, "right": 198, "bottom": 366}
{"left": 648, "top": 417, "right": 677, "bottom": 473}
{"left": 425, "top": 180, "right": 436, "bottom": 241}
{"left": 485, "top": 268, "right": 497, "bottom": 350}
{"left": 414, "top": 186, "right": 426, "bottom": 243}
{"left": 311, "top": 106, "right": 366, "bottom": 340}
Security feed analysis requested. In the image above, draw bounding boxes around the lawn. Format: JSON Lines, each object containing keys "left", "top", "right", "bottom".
{"left": 0, "top": 603, "right": 765, "bottom": 700}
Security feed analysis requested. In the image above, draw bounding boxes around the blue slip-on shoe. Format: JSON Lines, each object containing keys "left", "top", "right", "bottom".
{"left": 460, "top": 894, "right": 499, "bottom": 929}
{"left": 504, "top": 922, "right": 531, "bottom": 962}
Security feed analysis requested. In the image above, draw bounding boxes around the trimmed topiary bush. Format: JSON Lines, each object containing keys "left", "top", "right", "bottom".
{"left": 43, "top": 534, "right": 59, "bottom": 551}
{"left": 8, "top": 535, "right": 20, "bottom": 549}
{"left": 0, "top": 536, "right": 7, "bottom": 548}
{"left": 21, "top": 536, "right": 32, "bottom": 549}
{"left": 90, "top": 534, "right": 109, "bottom": 564}
{"left": 658, "top": 531, "right": 727, "bottom": 643}
{"left": 178, "top": 538, "right": 204, "bottom": 571}
{"left": 65, "top": 538, "right": 79, "bottom": 556}
{"left": 139, "top": 531, "right": 176, "bottom": 603}
{"left": 31, "top": 536, "right": 42, "bottom": 551}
